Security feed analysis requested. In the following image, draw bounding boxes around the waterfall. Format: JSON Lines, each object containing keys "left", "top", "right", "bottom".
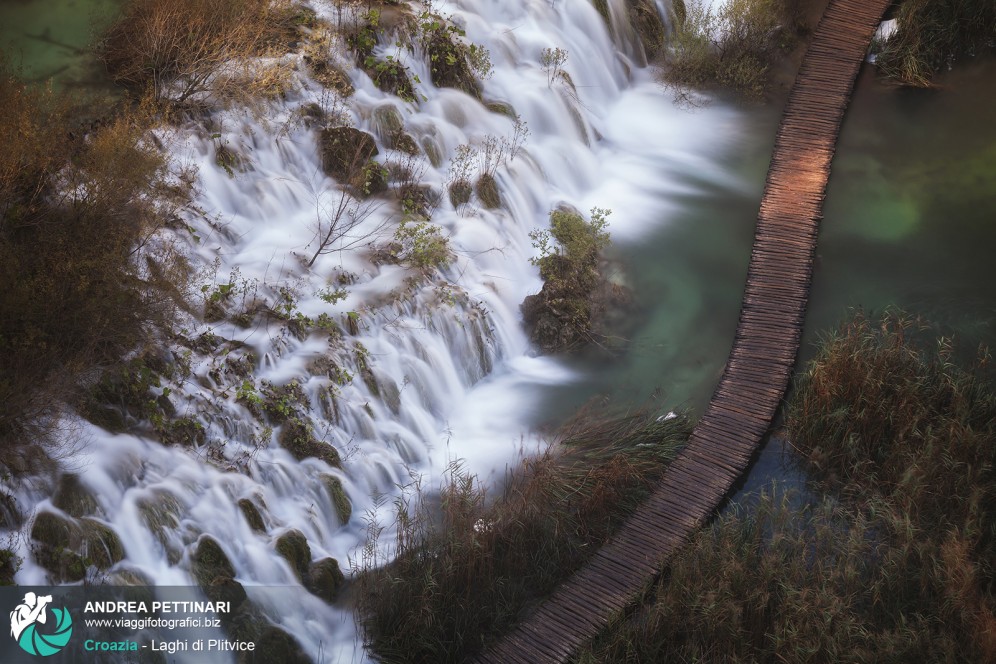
{"left": 2, "top": 0, "right": 749, "bottom": 661}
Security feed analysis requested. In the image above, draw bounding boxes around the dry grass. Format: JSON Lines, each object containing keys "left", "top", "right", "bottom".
{"left": 99, "top": 0, "right": 300, "bottom": 106}
{"left": 577, "top": 309, "right": 996, "bottom": 663}
{"left": 354, "top": 404, "right": 690, "bottom": 664}
{"left": 877, "top": 0, "right": 996, "bottom": 87}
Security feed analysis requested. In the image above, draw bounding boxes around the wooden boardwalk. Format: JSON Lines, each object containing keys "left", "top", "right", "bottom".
{"left": 475, "top": 1, "right": 891, "bottom": 662}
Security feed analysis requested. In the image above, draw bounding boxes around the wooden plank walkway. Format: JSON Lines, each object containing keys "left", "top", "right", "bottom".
{"left": 474, "top": 1, "right": 891, "bottom": 661}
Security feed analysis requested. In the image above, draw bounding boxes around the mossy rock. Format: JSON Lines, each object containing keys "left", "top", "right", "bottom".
{"left": 448, "top": 179, "right": 473, "bottom": 208}
{"left": 475, "top": 174, "right": 501, "bottom": 209}
{"left": 372, "top": 104, "right": 404, "bottom": 137}
{"left": 305, "top": 57, "right": 354, "bottom": 96}
{"left": 157, "top": 417, "right": 205, "bottom": 448}
{"left": 203, "top": 575, "right": 248, "bottom": 613}
{"left": 305, "top": 557, "right": 345, "bottom": 603}
{"left": 0, "top": 548, "right": 19, "bottom": 585}
{"left": 254, "top": 626, "right": 311, "bottom": 664}
{"left": 191, "top": 536, "right": 236, "bottom": 587}
{"left": 274, "top": 529, "right": 311, "bottom": 581}
{"left": 424, "top": 26, "right": 480, "bottom": 97}
{"left": 356, "top": 160, "right": 389, "bottom": 197}
{"left": 238, "top": 498, "right": 266, "bottom": 533}
{"left": 421, "top": 136, "right": 443, "bottom": 167}
{"left": 277, "top": 418, "right": 342, "bottom": 468}
{"left": 485, "top": 100, "right": 517, "bottom": 119}
{"left": 389, "top": 131, "right": 420, "bottom": 155}
{"left": 364, "top": 58, "right": 417, "bottom": 102}
{"left": 0, "top": 491, "right": 23, "bottom": 528}
{"left": 31, "top": 512, "right": 124, "bottom": 581}
{"left": 319, "top": 127, "right": 379, "bottom": 183}
{"left": 137, "top": 490, "right": 183, "bottom": 563}
{"left": 629, "top": 0, "right": 667, "bottom": 59}
{"left": 320, "top": 474, "right": 352, "bottom": 524}
{"left": 261, "top": 380, "right": 308, "bottom": 423}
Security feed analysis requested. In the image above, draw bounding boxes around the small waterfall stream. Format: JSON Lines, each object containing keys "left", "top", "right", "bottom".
{"left": 2, "top": 0, "right": 754, "bottom": 660}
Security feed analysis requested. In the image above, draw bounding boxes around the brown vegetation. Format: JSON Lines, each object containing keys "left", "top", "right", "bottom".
{"left": 0, "top": 63, "right": 188, "bottom": 463}
{"left": 355, "top": 405, "right": 690, "bottom": 664}
{"left": 577, "top": 310, "right": 996, "bottom": 662}
{"left": 99, "top": 0, "right": 298, "bottom": 105}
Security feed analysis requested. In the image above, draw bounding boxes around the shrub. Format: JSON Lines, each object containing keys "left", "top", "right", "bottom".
{"left": 877, "top": 0, "right": 996, "bottom": 87}
{"left": 0, "top": 66, "right": 187, "bottom": 458}
{"left": 355, "top": 405, "right": 690, "bottom": 664}
{"left": 522, "top": 207, "right": 611, "bottom": 352}
{"left": 393, "top": 220, "right": 451, "bottom": 271}
{"left": 99, "top": 0, "right": 287, "bottom": 104}
{"left": 659, "top": 0, "right": 790, "bottom": 99}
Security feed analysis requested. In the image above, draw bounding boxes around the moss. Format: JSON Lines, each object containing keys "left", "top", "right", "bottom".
{"left": 364, "top": 58, "right": 417, "bottom": 102}
{"left": 191, "top": 536, "right": 236, "bottom": 587}
{"left": 422, "top": 18, "right": 481, "bottom": 97}
{"left": 390, "top": 131, "right": 420, "bottom": 155}
{"left": 275, "top": 529, "right": 311, "bottom": 580}
{"left": 448, "top": 179, "right": 473, "bottom": 208}
{"left": 261, "top": 380, "right": 308, "bottom": 423}
{"left": 0, "top": 548, "right": 19, "bottom": 585}
{"left": 31, "top": 512, "right": 124, "bottom": 581}
{"left": 238, "top": 498, "right": 266, "bottom": 533}
{"left": 357, "top": 160, "right": 389, "bottom": 197}
{"left": 321, "top": 474, "right": 352, "bottom": 524}
{"left": 156, "top": 416, "right": 205, "bottom": 447}
{"left": 277, "top": 418, "right": 342, "bottom": 467}
{"left": 319, "top": 127, "right": 379, "bottom": 183}
{"left": 484, "top": 101, "right": 516, "bottom": 119}
{"left": 475, "top": 174, "right": 501, "bottom": 209}
{"left": 0, "top": 491, "right": 21, "bottom": 528}
{"left": 137, "top": 490, "right": 183, "bottom": 562}
{"left": 372, "top": 104, "right": 404, "bottom": 137}
{"left": 629, "top": 0, "right": 667, "bottom": 59}
{"left": 306, "top": 557, "right": 346, "bottom": 603}
{"left": 79, "top": 518, "right": 125, "bottom": 568}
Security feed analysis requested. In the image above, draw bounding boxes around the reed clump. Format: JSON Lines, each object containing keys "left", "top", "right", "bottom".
{"left": 577, "top": 309, "right": 996, "bottom": 662}
{"left": 877, "top": 0, "right": 996, "bottom": 87}
{"left": 354, "top": 405, "right": 690, "bottom": 664}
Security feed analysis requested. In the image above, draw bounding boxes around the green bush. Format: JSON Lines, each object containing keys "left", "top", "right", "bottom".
{"left": 659, "top": 0, "right": 790, "bottom": 99}
{"left": 521, "top": 207, "right": 611, "bottom": 352}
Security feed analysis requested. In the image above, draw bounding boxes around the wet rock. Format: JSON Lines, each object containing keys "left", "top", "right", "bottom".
{"left": 274, "top": 529, "right": 310, "bottom": 581}
{"left": 278, "top": 418, "right": 342, "bottom": 468}
{"left": 305, "top": 557, "right": 345, "bottom": 603}
{"left": 320, "top": 474, "right": 352, "bottom": 524}
{"left": 238, "top": 498, "right": 266, "bottom": 533}
{"left": 319, "top": 127, "right": 378, "bottom": 183}
{"left": 30, "top": 512, "right": 124, "bottom": 581}
{"left": 191, "top": 536, "right": 236, "bottom": 587}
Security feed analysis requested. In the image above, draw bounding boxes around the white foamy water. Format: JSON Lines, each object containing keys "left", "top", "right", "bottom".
{"left": 4, "top": 1, "right": 751, "bottom": 660}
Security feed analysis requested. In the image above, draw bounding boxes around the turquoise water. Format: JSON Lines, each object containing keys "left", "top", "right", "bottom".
{"left": 540, "top": 56, "right": 996, "bottom": 435}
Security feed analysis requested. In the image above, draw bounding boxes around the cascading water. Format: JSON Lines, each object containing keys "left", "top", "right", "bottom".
{"left": 2, "top": 0, "right": 752, "bottom": 660}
